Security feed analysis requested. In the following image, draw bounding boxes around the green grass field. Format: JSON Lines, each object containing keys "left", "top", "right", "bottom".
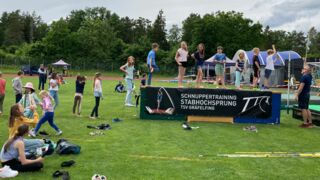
{"left": 0, "top": 75, "right": 319, "bottom": 180}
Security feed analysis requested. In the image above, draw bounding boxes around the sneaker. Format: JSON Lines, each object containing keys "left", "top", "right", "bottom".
{"left": 92, "top": 174, "right": 101, "bottom": 180}
{"left": 89, "top": 116, "right": 96, "bottom": 119}
{"left": 56, "top": 130, "right": 63, "bottom": 136}
{"left": 299, "top": 123, "right": 309, "bottom": 128}
{"left": 125, "top": 103, "right": 135, "bottom": 107}
{"left": 100, "top": 175, "right": 107, "bottom": 180}
{"left": 308, "top": 123, "right": 314, "bottom": 128}
{"left": 29, "top": 130, "right": 36, "bottom": 137}
{"left": 112, "top": 118, "right": 122, "bottom": 123}
{"left": 0, "top": 165, "right": 18, "bottom": 178}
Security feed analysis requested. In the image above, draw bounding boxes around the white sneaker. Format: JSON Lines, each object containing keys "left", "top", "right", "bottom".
{"left": 0, "top": 165, "right": 18, "bottom": 178}
{"left": 29, "top": 130, "right": 36, "bottom": 138}
{"left": 89, "top": 116, "right": 96, "bottom": 119}
{"left": 56, "top": 130, "right": 63, "bottom": 136}
{"left": 125, "top": 103, "right": 135, "bottom": 107}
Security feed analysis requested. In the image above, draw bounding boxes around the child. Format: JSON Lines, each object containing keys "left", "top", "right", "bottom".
{"left": 0, "top": 72, "right": 6, "bottom": 115}
{"left": 115, "top": 81, "right": 125, "bottom": 93}
{"left": 206, "top": 46, "right": 227, "bottom": 88}
{"left": 235, "top": 52, "right": 246, "bottom": 90}
{"left": 175, "top": 41, "right": 189, "bottom": 88}
{"left": 19, "top": 82, "right": 41, "bottom": 118}
{"left": 192, "top": 43, "right": 205, "bottom": 88}
{"left": 8, "top": 104, "right": 39, "bottom": 139}
{"left": 49, "top": 73, "right": 60, "bottom": 109}
{"left": 12, "top": 71, "right": 23, "bottom": 103}
{"left": 120, "top": 56, "right": 135, "bottom": 107}
{"left": 252, "top": 47, "right": 261, "bottom": 89}
{"left": 73, "top": 75, "right": 86, "bottom": 116}
{"left": 141, "top": 73, "right": 147, "bottom": 87}
{"left": 264, "top": 44, "right": 278, "bottom": 89}
{"left": 30, "top": 90, "right": 62, "bottom": 137}
{"left": 90, "top": 73, "right": 103, "bottom": 119}
{"left": 147, "top": 43, "right": 160, "bottom": 86}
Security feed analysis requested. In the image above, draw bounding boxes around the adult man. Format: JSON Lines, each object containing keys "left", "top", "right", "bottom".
{"left": 295, "top": 65, "right": 313, "bottom": 128}
{"left": 38, "top": 64, "right": 47, "bottom": 90}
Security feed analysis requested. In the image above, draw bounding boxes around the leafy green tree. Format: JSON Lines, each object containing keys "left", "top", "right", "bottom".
{"left": 149, "top": 10, "right": 169, "bottom": 50}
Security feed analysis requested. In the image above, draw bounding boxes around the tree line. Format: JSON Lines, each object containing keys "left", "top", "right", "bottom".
{"left": 0, "top": 7, "right": 319, "bottom": 73}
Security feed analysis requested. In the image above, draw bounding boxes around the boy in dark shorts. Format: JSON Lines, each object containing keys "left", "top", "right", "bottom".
{"left": 295, "top": 65, "right": 313, "bottom": 128}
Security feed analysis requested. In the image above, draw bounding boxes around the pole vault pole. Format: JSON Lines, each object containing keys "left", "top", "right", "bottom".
{"left": 287, "top": 52, "right": 291, "bottom": 114}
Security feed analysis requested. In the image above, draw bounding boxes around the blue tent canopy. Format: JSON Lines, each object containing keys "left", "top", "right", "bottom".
{"left": 244, "top": 51, "right": 301, "bottom": 66}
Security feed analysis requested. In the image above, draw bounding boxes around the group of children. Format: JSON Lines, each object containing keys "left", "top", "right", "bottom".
{"left": 146, "top": 40, "right": 281, "bottom": 90}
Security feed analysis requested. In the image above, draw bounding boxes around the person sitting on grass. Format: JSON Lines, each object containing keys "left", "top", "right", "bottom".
{"left": 0, "top": 165, "right": 18, "bottom": 178}
{"left": 73, "top": 75, "right": 86, "bottom": 117}
{"left": 120, "top": 56, "right": 136, "bottom": 107}
{"left": 8, "top": 104, "right": 45, "bottom": 156}
{"left": 19, "top": 82, "right": 41, "bottom": 119}
{"left": 1, "top": 124, "right": 44, "bottom": 172}
{"left": 115, "top": 81, "right": 125, "bottom": 93}
{"left": 295, "top": 65, "right": 313, "bottom": 128}
{"left": 30, "top": 90, "right": 62, "bottom": 137}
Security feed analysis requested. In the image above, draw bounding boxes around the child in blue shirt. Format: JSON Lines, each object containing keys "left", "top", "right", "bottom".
{"left": 146, "top": 43, "right": 159, "bottom": 86}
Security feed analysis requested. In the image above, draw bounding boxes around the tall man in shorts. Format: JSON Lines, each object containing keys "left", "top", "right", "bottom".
{"left": 295, "top": 65, "right": 313, "bottom": 128}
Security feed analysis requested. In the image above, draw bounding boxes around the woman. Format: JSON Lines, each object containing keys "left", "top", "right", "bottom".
{"left": 0, "top": 124, "right": 44, "bottom": 172}
{"left": 235, "top": 51, "right": 246, "bottom": 90}
{"left": 19, "top": 82, "right": 40, "bottom": 118}
{"left": 90, "top": 73, "right": 103, "bottom": 119}
{"left": 49, "top": 73, "right": 59, "bottom": 109}
{"left": 192, "top": 43, "right": 205, "bottom": 88}
{"left": 175, "top": 41, "right": 189, "bottom": 88}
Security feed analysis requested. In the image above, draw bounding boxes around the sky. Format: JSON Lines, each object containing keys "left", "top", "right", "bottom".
{"left": 0, "top": 0, "right": 319, "bottom": 32}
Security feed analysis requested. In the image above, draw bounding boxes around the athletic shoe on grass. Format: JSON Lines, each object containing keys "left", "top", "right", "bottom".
{"left": 125, "top": 103, "right": 135, "bottom": 107}
{"left": 29, "top": 130, "right": 36, "bottom": 137}
{"left": 0, "top": 165, "right": 18, "bottom": 178}
{"left": 56, "top": 130, "right": 63, "bottom": 136}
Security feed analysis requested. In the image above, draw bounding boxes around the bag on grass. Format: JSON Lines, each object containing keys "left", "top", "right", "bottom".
{"left": 56, "top": 139, "right": 81, "bottom": 155}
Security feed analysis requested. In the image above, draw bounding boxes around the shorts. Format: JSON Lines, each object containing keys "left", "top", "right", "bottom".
{"left": 265, "top": 69, "right": 272, "bottom": 79}
{"left": 215, "top": 64, "right": 224, "bottom": 76}
{"left": 253, "top": 69, "right": 260, "bottom": 78}
{"left": 298, "top": 93, "right": 310, "bottom": 109}
{"left": 179, "top": 62, "right": 188, "bottom": 68}
{"left": 196, "top": 61, "right": 204, "bottom": 69}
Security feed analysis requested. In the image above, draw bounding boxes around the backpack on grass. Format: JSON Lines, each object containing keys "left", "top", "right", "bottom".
{"left": 56, "top": 139, "right": 81, "bottom": 155}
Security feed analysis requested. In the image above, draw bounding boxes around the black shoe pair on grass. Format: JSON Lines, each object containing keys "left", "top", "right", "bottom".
{"left": 52, "top": 160, "right": 75, "bottom": 179}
